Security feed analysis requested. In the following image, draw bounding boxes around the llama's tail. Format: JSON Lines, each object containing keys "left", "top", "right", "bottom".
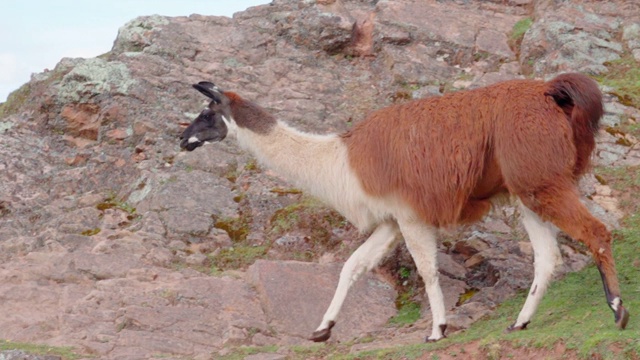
{"left": 545, "top": 73, "right": 603, "bottom": 177}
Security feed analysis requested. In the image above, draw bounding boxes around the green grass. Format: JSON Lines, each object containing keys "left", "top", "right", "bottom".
{"left": 210, "top": 245, "right": 267, "bottom": 271}
{"left": 508, "top": 17, "right": 533, "bottom": 55}
{"left": 388, "top": 288, "right": 422, "bottom": 326}
{"left": 510, "top": 18, "right": 533, "bottom": 42}
{"left": 217, "top": 345, "right": 279, "bottom": 360}
{"left": 0, "top": 340, "right": 81, "bottom": 359}
{"left": 0, "top": 83, "right": 31, "bottom": 119}
{"left": 96, "top": 195, "right": 137, "bottom": 217}
{"left": 214, "top": 215, "right": 251, "bottom": 243}
{"left": 388, "top": 301, "right": 421, "bottom": 326}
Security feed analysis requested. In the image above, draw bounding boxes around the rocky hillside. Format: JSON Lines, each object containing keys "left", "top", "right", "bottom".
{"left": 0, "top": 0, "right": 639, "bottom": 359}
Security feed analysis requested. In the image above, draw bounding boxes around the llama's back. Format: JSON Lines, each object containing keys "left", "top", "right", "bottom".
{"left": 342, "top": 75, "right": 600, "bottom": 227}
{"left": 342, "top": 85, "right": 499, "bottom": 227}
{"left": 493, "top": 74, "right": 602, "bottom": 196}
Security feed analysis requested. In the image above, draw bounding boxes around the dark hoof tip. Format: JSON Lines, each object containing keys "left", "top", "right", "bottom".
{"left": 616, "top": 306, "right": 630, "bottom": 330}
{"left": 505, "top": 321, "right": 529, "bottom": 334}
{"left": 425, "top": 337, "right": 444, "bottom": 343}
{"left": 425, "top": 324, "right": 447, "bottom": 343}
{"left": 310, "top": 321, "right": 335, "bottom": 342}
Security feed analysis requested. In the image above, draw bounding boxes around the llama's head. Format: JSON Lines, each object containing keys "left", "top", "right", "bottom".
{"left": 180, "top": 82, "right": 234, "bottom": 151}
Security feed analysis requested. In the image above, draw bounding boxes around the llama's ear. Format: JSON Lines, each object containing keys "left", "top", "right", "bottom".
{"left": 192, "top": 82, "right": 225, "bottom": 104}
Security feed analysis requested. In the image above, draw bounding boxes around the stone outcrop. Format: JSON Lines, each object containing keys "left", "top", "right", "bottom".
{"left": 0, "top": 0, "right": 638, "bottom": 359}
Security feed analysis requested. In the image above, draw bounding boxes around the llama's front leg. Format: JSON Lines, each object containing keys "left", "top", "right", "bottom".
{"left": 310, "top": 221, "right": 400, "bottom": 342}
{"left": 397, "top": 218, "right": 446, "bottom": 342}
{"left": 507, "top": 204, "right": 561, "bottom": 331}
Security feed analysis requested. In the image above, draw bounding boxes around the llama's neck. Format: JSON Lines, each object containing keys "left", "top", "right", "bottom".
{"left": 236, "top": 121, "right": 343, "bottom": 195}
{"left": 235, "top": 121, "right": 376, "bottom": 225}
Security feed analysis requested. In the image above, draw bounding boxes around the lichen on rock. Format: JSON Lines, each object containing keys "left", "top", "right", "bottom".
{"left": 57, "top": 58, "right": 136, "bottom": 103}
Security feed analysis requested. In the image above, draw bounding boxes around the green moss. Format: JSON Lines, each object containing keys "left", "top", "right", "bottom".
{"left": 210, "top": 245, "right": 267, "bottom": 271}
{"left": 510, "top": 18, "right": 533, "bottom": 42}
{"left": 388, "top": 301, "right": 421, "bottom": 326}
{"left": 244, "top": 159, "right": 260, "bottom": 171}
{"left": 388, "top": 290, "right": 421, "bottom": 326}
{"left": 269, "top": 187, "right": 303, "bottom": 195}
{"left": 214, "top": 215, "right": 251, "bottom": 243}
{"left": 217, "top": 345, "right": 279, "bottom": 360}
{"left": 81, "top": 228, "right": 101, "bottom": 236}
{"left": 289, "top": 343, "right": 341, "bottom": 360}
{"left": 269, "top": 197, "right": 346, "bottom": 235}
{"left": 473, "top": 50, "right": 491, "bottom": 62}
{"left": 399, "top": 266, "right": 411, "bottom": 280}
{"left": 224, "top": 167, "right": 240, "bottom": 183}
{"left": 509, "top": 17, "right": 533, "bottom": 55}
{"left": 0, "top": 339, "right": 81, "bottom": 359}
{"left": 0, "top": 83, "right": 31, "bottom": 119}
{"left": 456, "top": 288, "right": 479, "bottom": 306}
{"left": 96, "top": 196, "right": 137, "bottom": 215}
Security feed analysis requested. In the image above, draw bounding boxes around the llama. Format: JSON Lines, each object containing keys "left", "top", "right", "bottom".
{"left": 179, "top": 74, "right": 629, "bottom": 342}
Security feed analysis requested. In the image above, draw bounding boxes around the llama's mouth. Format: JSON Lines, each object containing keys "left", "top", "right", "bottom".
{"left": 180, "top": 136, "right": 205, "bottom": 151}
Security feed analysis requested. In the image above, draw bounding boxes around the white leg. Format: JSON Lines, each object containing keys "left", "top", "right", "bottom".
{"left": 508, "top": 203, "right": 562, "bottom": 330}
{"left": 396, "top": 218, "right": 446, "bottom": 341}
{"left": 310, "top": 221, "right": 400, "bottom": 342}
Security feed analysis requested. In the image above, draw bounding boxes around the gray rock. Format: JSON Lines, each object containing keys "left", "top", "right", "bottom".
{"left": 0, "top": 0, "right": 634, "bottom": 358}
{"left": 0, "top": 351, "right": 60, "bottom": 360}
{"left": 520, "top": 3, "right": 622, "bottom": 76}
{"left": 247, "top": 260, "right": 396, "bottom": 341}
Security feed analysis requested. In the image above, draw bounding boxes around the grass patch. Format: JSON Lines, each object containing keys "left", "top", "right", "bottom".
{"left": 210, "top": 245, "right": 267, "bottom": 271}
{"left": 388, "top": 286, "right": 422, "bottom": 326}
{"left": 596, "top": 54, "right": 640, "bottom": 108}
{"left": 269, "top": 197, "right": 347, "bottom": 241}
{"left": 0, "top": 83, "right": 31, "bottom": 119}
{"left": 80, "top": 227, "right": 101, "bottom": 236}
{"left": 510, "top": 18, "right": 533, "bottom": 42}
{"left": 96, "top": 195, "right": 137, "bottom": 218}
{"left": 388, "top": 300, "right": 421, "bottom": 326}
{"left": 0, "top": 339, "right": 81, "bottom": 359}
{"left": 214, "top": 215, "right": 251, "bottom": 243}
{"left": 217, "top": 345, "right": 279, "bottom": 360}
{"left": 289, "top": 343, "right": 346, "bottom": 360}
{"left": 508, "top": 17, "right": 533, "bottom": 54}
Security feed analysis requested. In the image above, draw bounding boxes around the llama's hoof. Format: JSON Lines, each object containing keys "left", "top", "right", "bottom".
{"left": 425, "top": 324, "right": 447, "bottom": 342}
{"left": 615, "top": 305, "right": 629, "bottom": 330}
{"left": 505, "top": 321, "right": 529, "bottom": 333}
{"left": 310, "top": 321, "right": 335, "bottom": 342}
{"left": 425, "top": 336, "right": 445, "bottom": 343}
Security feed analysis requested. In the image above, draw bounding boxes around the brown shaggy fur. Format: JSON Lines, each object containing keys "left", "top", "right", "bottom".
{"left": 342, "top": 74, "right": 620, "bottom": 298}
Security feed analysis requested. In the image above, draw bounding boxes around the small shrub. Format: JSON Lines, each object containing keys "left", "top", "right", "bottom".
{"left": 508, "top": 17, "right": 533, "bottom": 55}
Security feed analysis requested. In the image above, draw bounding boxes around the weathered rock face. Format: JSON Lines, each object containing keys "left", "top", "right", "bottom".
{"left": 0, "top": 0, "right": 638, "bottom": 359}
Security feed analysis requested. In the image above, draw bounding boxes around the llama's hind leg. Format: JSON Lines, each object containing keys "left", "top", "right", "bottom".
{"left": 520, "top": 187, "right": 629, "bottom": 330}
{"left": 507, "top": 203, "right": 561, "bottom": 331}
{"left": 310, "top": 221, "right": 400, "bottom": 342}
{"left": 397, "top": 218, "right": 446, "bottom": 342}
